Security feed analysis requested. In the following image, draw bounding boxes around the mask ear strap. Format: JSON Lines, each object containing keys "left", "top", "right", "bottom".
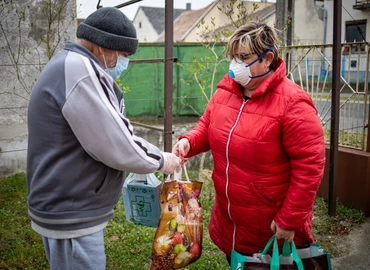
{"left": 245, "top": 46, "right": 274, "bottom": 67}
{"left": 248, "top": 46, "right": 274, "bottom": 78}
{"left": 250, "top": 69, "right": 271, "bottom": 78}
{"left": 102, "top": 53, "right": 108, "bottom": 69}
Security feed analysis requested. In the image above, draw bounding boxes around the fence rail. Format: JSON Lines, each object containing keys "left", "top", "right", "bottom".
{"left": 2, "top": 43, "right": 369, "bottom": 152}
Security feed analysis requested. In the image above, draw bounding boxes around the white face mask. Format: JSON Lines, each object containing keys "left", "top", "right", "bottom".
{"left": 107, "top": 55, "right": 129, "bottom": 80}
{"left": 228, "top": 47, "right": 274, "bottom": 87}
{"left": 102, "top": 52, "right": 130, "bottom": 80}
{"left": 229, "top": 59, "right": 253, "bottom": 86}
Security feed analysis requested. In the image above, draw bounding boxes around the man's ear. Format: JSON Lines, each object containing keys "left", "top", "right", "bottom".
{"left": 93, "top": 46, "right": 107, "bottom": 67}
{"left": 97, "top": 46, "right": 105, "bottom": 55}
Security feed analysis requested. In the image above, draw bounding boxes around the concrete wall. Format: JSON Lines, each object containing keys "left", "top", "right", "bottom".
{"left": 0, "top": 0, "right": 76, "bottom": 176}
{"left": 276, "top": 0, "right": 324, "bottom": 45}
{"left": 294, "top": 0, "right": 325, "bottom": 44}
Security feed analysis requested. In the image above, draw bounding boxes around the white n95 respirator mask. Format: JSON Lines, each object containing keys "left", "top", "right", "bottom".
{"left": 228, "top": 59, "right": 253, "bottom": 86}
{"left": 228, "top": 47, "right": 274, "bottom": 87}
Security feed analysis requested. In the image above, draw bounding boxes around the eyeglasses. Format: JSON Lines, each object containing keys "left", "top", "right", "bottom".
{"left": 233, "top": 52, "right": 256, "bottom": 63}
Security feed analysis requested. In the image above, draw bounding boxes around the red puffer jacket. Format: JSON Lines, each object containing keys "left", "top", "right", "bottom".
{"left": 180, "top": 58, "right": 325, "bottom": 256}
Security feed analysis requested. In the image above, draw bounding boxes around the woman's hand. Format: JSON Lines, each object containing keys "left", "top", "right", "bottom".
{"left": 270, "top": 220, "right": 295, "bottom": 242}
{"left": 172, "top": 138, "right": 190, "bottom": 165}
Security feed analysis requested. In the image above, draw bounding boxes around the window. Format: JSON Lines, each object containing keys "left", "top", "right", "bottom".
{"left": 345, "top": 20, "right": 366, "bottom": 53}
{"left": 139, "top": 22, "right": 142, "bottom": 28}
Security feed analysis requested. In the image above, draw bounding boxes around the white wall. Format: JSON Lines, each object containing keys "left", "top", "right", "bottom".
{"left": 132, "top": 8, "right": 160, "bottom": 42}
{"left": 294, "top": 0, "right": 325, "bottom": 45}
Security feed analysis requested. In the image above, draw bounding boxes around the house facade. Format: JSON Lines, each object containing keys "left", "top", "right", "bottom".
{"left": 292, "top": 0, "right": 370, "bottom": 45}
{"left": 182, "top": 0, "right": 276, "bottom": 42}
{"left": 132, "top": 6, "right": 186, "bottom": 42}
{"left": 326, "top": 0, "right": 370, "bottom": 44}
{"left": 156, "top": 0, "right": 277, "bottom": 43}
{"left": 324, "top": 0, "right": 370, "bottom": 81}
{"left": 323, "top": 0, "right": 370, "bottom": 51}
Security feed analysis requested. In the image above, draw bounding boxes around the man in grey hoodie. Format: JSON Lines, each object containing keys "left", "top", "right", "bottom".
{"left": 27, "top": 7, "right": 180, "bottom": 270}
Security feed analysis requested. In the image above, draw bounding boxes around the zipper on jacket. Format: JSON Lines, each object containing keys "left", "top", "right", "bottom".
{"left": 225, "top": 99, "right": 248, "bottom": 251}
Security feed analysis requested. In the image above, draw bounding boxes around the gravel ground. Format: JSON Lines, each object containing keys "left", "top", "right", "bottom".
{"left": 331, "top": 218, "right": 370, "bottom": 269}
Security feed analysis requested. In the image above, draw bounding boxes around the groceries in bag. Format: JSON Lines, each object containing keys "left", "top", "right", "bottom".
{"left": 150, "top": 171, "right": 203, "bottom": 270}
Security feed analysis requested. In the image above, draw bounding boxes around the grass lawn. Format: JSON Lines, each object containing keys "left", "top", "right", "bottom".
{"left": 0, "top": 173, "right": 365, "bottom": 269}
{"left": 0, "top": 173, "right": 228, "bottom": 270}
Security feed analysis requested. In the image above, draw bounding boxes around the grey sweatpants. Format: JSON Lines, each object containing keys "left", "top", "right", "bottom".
{"left": 40, "top": 230, "right": 106, "bottom": 270}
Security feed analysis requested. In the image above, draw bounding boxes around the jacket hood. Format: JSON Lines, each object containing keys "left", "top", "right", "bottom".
{"left": 217, "top": 58, "right": 286, "bottom": 99}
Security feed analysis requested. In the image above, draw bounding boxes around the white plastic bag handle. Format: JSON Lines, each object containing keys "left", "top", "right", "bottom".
{"left": 165, "top": 163, "right": 190, "bottom": 183}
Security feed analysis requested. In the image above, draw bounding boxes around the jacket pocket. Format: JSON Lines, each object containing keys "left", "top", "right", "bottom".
{"left": 249, "top": 182, "right": 276, "bottom": 207}
{"left": 95, "top": 167, "right": 111, "bottom": 195}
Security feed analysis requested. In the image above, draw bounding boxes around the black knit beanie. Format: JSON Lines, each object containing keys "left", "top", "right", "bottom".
{"left": 77, "top": 7, "right": 138, "bottom": 54}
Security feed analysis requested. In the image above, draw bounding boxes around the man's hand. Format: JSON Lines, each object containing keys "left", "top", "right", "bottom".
{"left": 159, "top": 152, "right": 181, "bottom": 175}
{"left": 270, "top": 220, "right": 295, "bottom": 242}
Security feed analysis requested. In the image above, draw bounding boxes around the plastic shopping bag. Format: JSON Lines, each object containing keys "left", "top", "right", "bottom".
{"left": 150, "top": 166, "right": 203, "bottom": 269}
{"left": 122, "top": 173, "right": 162, "bottom": 227}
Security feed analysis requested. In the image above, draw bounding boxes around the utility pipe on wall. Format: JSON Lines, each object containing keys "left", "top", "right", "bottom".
{"left": 313, "top": 0, "right": 328, "bottom": 78}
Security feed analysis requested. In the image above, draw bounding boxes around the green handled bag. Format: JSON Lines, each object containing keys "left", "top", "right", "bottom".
{"left": 230, "top": 235, "right": 332, "bottom": 270}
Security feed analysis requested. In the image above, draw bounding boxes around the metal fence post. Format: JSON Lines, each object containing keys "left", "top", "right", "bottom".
{"left": 164, "top": 0, "right": 174, "bottom": 152}
{"left": 328, "top": 0, "right": 342, "bottom": 216}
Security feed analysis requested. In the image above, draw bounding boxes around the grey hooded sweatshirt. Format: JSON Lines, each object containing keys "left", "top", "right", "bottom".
{"left": 27, "top": 41, "right": 164, "bottom": 235}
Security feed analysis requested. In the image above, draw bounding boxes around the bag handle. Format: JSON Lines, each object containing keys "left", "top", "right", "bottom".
{"left": 230, "top": 250, "right": 247, "bottom": 270}
{"left": 165, "top": 163, "right": 191, "bottom": 183}
{"left": 282, "top": 239, "right": 291, "bottom": 257}
{"left": 182, "top": 164, "right": 190, "bottom": 182}
{"left": 271, "top": 236, "right": 280, "bottom": 270}
{"left": 261, "top": 236, "right": 304, "bottom": 270}
{"left": 291, "top": 241, "right": 304, "bottom": 270}
{"left": 261, "top": 235, "right": 276, "bottom": 255}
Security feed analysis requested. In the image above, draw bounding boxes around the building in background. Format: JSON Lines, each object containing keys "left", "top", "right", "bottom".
{"left": 132, "top": 5, "right": 188, "bottom": 42}
{"left": 277, "top": 0, "right": 369, "bottom": 46}
{"left": 326, "top": 0, "right": 370, "bottom": 81}
{"left": 157, "top": 0, "right": 275, "bottom": 42}
{"left": 157, "top": 3, "right": 216, "bottom": 42}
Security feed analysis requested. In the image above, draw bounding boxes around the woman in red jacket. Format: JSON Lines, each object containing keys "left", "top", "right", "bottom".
{"left": 172, "top": 22, "right": 326, "bottom": 261}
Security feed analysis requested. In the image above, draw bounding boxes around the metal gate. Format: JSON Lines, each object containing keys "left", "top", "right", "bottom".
{"left": 281, "top": 42, "right": 370, "bottom": 151}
